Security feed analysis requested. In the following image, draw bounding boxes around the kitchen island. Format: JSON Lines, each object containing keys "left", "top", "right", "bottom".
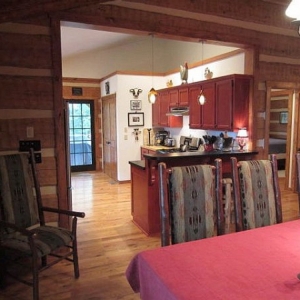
{"left": 129, "top": 150, "right": 258, "bottom": 236}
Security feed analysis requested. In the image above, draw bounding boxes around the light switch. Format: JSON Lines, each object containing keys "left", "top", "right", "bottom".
{"left": 26, "top": 126, "right": 34, "bottom": 138}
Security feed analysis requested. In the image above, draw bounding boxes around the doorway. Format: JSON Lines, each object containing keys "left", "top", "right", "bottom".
{"left": 102, "top": 94, "right": 118, "bottom": 181}
{"left": 68, "top": 100, "right": 96, "bottom": 172}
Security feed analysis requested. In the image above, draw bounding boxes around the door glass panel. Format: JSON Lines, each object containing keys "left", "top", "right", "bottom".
{"left": 68, "top": 101, "right": 95, "bottom": 171}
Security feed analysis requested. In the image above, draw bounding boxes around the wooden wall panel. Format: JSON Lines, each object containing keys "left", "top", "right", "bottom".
{"left": 0, "top": 32, "right": 52, "bottom": 69}
{"left": 0, "top": 75, "right": 53, "bottom": 109}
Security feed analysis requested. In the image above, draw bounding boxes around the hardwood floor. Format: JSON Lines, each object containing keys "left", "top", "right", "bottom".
{"left": 0, "top": 172, "right": 298, "bottom": 300}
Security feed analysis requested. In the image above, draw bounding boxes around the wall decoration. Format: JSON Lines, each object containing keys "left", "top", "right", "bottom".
{"left": 105, "top": 81, "right": 110, "bottom": 95}
{"left": 130, "top": 100, "right": 142, "bottom": 110}
{"left": 129, "top": 88, "right": 143, "bottom": 98}
{"left": 279, "top": 111, "right": 288, "bottom": 124}
{"left": 128, "top": 112, "right": 144, "bottom": 127}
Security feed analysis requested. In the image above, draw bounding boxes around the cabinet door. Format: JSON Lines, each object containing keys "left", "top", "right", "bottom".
{"left": 152, "top": 96, "right": 160, "bottom": 126}
{"left": 169, "top": 89, "right": 179, "bottom": 106}
{"left": 141, "top": 148, "right": 149, "bottom": 160}
{"left": 178, "top": 87, "right": 189, "bottom": 106}
{"left": 215, "top": 79, "right": 233, "bottom": 130}
{"left": 159, "top": 91, "right": 170, "bottom": 126}
{"left": 189, "top": 85, "right": 202, "bottom": 128}
{"left": 201, "top": 82, "right": 216, "bottom": 129}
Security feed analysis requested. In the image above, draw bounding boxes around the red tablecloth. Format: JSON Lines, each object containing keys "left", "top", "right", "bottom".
{"left": 126, "top": 220, "right": 300, "bottom": 299}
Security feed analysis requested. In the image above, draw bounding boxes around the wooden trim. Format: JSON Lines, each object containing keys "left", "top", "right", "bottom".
{"left": 50, "top": 17, "right": 69, "bottom": 228}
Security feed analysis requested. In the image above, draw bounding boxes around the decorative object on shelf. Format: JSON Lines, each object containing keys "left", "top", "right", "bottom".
{"left": 105, "top": 81, "right": 110, "bottom": 95}
{"left": 180, "top": 62, "right": 188, "bottom": 84}
{"left": 198, "top": 89, "right": 206, "bottom": 105}
{"left": 128, "top": 112, "right": 144, "bottom": 127}
{"left": 279, "top": 111, "right": 288, "bottom": 124}
{"left": 132, "top": 128, "right": 141, "bottom": 141}
{"left": 130, "top": 100, "right": 142, "bottom": 111}
{"left": 204, "top": 67, "right": 213, "bottom": 79}
{"left": 129, "top": 88, "right": 142, "bottom": 98}
{"left": 148, "top": 34, "right": 157, "bottom": 104}
{"left": 147, "top": 128, "right": 152, "bottom": 146}
{"left": 236, "top": 128, "right": 248, "bottom": 151}
{"left": 285, "top": 0, "right": 300, "bottom": 35}
{"left": 166, "top": 80, "right": 173, "bottom": 87}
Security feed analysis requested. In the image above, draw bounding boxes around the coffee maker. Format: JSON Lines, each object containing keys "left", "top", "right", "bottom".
{"left": 154, "top": 130, "right": 169, "bottom": 146}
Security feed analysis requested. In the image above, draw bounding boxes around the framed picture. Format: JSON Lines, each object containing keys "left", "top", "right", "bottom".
{"left": 128, "top": 112, "right": 144, "bottom": 127}
{"left": 130, "top": 100, "right": 142, "bottom": 110}
{"left": 279, "top": 111, "right": 288, "bottom": 124}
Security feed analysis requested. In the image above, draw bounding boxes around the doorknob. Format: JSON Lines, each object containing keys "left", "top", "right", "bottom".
{"left": 106, "top": 141, "right": 111, "bottom": 144}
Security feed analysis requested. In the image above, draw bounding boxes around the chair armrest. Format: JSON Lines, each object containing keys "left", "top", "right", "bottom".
{"left": 0, "top": 220, "right": 35, "bottom": 237}
{"left": 41, "top": 206, "right": 85, "bottom": 218}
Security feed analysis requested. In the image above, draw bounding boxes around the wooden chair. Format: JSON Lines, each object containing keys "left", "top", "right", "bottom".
{"left": 0, "top": 149, "right": 85, "bottom": 300}
{"left": 231, "top": 154, "right": 282, "bottom": 232}
{"left": 158, "top": 159, "right": 224, "bottom": 247}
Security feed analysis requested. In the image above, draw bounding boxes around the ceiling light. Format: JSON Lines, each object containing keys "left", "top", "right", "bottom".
{"left": 198, "top": 90, "right": 206, "bottom": 105}
{"left": 148, "top": 34, "right": 157, "bottom": 104}
{"left": 286, "top": 0, "right": 300, "bottom": 18}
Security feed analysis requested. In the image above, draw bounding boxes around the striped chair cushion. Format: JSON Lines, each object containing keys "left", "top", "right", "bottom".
{"left": 238, "top": 160, "right": 276, "bottom": 229}
{"left": 2, "top": 226, "right": 74, "bottom": 257}
{"left": 0, "top": 153, "right": 39, "bottom": 232}
{"left": 169, "top": 165, "right": 215, "bottom": 244}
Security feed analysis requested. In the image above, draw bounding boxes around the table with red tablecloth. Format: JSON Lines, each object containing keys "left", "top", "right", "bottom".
{"left": 126, "top": 220, "right": 300, "bottom": 299}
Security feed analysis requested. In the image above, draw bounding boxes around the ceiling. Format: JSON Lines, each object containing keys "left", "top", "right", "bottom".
{"left": 59, "top": 0, "right": 291, "bottom": 59}
{"left": 60, "top": 23, "right": 142, "bottom": 58}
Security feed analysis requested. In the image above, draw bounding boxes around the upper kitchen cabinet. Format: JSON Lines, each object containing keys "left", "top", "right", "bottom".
{"left": 189, "top": 81, "right": 216, "bottom": 129}
{"left": 215, "top": 74, "right": 252, "bottom": 131}
{"left": 188, "top": 84, "right": 202, "bottom": 128}
{"left": 189, "top": 74, "right": 252, "bottom": 130}
{"left": 169, "top": 86, "right": 189, "bottom": 108}
{"left": 152, "top": 90, "right": 183, "bottom": 128}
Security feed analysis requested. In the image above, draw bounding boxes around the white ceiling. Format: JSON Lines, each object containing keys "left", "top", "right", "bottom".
{"left": 60, "top": 22, "right": 144, "bottom": 58}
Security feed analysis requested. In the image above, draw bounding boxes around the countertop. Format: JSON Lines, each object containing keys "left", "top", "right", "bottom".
{"left": 141, "top": 145, "right": 176, "bottom": 151}
{"left": 143, "top": 149, "right": 258, "bottom": 161}
{"left": 129, "top": 149, "right": 258, "bottom": 169}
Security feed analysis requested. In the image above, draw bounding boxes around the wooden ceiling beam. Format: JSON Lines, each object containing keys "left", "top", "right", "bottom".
{"left": 0, "top": 0, "right": 107, "bottom": 23}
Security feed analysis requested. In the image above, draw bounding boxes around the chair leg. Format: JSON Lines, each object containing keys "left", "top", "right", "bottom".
{"left": 73, "top": 240, "right": 80, "bottom": 279}
{"left": 0, "top": 249, "right": 7, "bottom": 289}
{"left": 32, "top": 257, "right": 39, "bottom": 300}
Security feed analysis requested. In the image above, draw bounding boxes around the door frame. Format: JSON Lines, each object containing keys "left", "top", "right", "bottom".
{"left": 266, "top": 81, "right": 300, "bottom": 191}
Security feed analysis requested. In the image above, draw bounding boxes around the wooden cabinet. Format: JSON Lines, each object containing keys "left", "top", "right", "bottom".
{"left": 189, "top": 74, "right": 252, "bottom": 130}
{"left": 188, "top": 81, "right": 216, "bottom": 129}
{"left": 141, "top": 147, "right": 156, "bottom": 160}
{"left": 188, "top": 84, "right": 202, "bottom": 128}
{"left": 152, "top": 89, "right": 183, "bottom": 128}
{"left": 153, "top": 74, "right": 252, "bottom": 130}
{"left": 201, "top": 81, "right": 216, "bottom": 129}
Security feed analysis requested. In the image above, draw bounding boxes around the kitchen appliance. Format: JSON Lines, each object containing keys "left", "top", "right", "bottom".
{"left": 179, "top": 136, "right": 201, "bottom": 151}
{"left": 164, "top": 138, "right": 176, "bottom": 147}
{"left": 166, "top": 107, "right": 189, "bottom": 116}
{"left": 155, "top": 130, "right": 169, "bottom": 146}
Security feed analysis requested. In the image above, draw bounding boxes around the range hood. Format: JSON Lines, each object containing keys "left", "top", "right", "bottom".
{"left": 166, "top": 107, "right": 189, "bottom": 116}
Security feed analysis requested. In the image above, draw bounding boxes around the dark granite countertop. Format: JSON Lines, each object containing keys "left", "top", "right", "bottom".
{"left": 143, "top": 150, "right": 258, "bottom": 161}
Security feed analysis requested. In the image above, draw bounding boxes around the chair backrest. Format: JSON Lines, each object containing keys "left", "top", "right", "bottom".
{"left": 0, "top": 152, "right": 40, "bottom": 233}
{"left": 231, "top": 154, "right": 282, "bottom": 232}
{"left": 158, "top": 159, "right": 224, "bottom": 247}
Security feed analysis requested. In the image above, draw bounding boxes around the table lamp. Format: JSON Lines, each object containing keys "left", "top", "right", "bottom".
{"left": 236, "top": 128, "right": 248, "bottom": 151}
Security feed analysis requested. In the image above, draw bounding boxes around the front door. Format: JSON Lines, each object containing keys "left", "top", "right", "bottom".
{"left": 102, "top": 94, "right": 117, "bottom": 181}
{"left": 68, "top": 100, "right": 95, "bottom": 172}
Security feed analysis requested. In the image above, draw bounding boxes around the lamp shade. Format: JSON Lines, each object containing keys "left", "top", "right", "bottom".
{"left": 286, "top": 0, "right": 300, "bottom": 19}
{"left": 237, "top": 128, "right": 248, "bottom": 138}
{"left": 148, "top": 88, "right": 157, "bottom": 104}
